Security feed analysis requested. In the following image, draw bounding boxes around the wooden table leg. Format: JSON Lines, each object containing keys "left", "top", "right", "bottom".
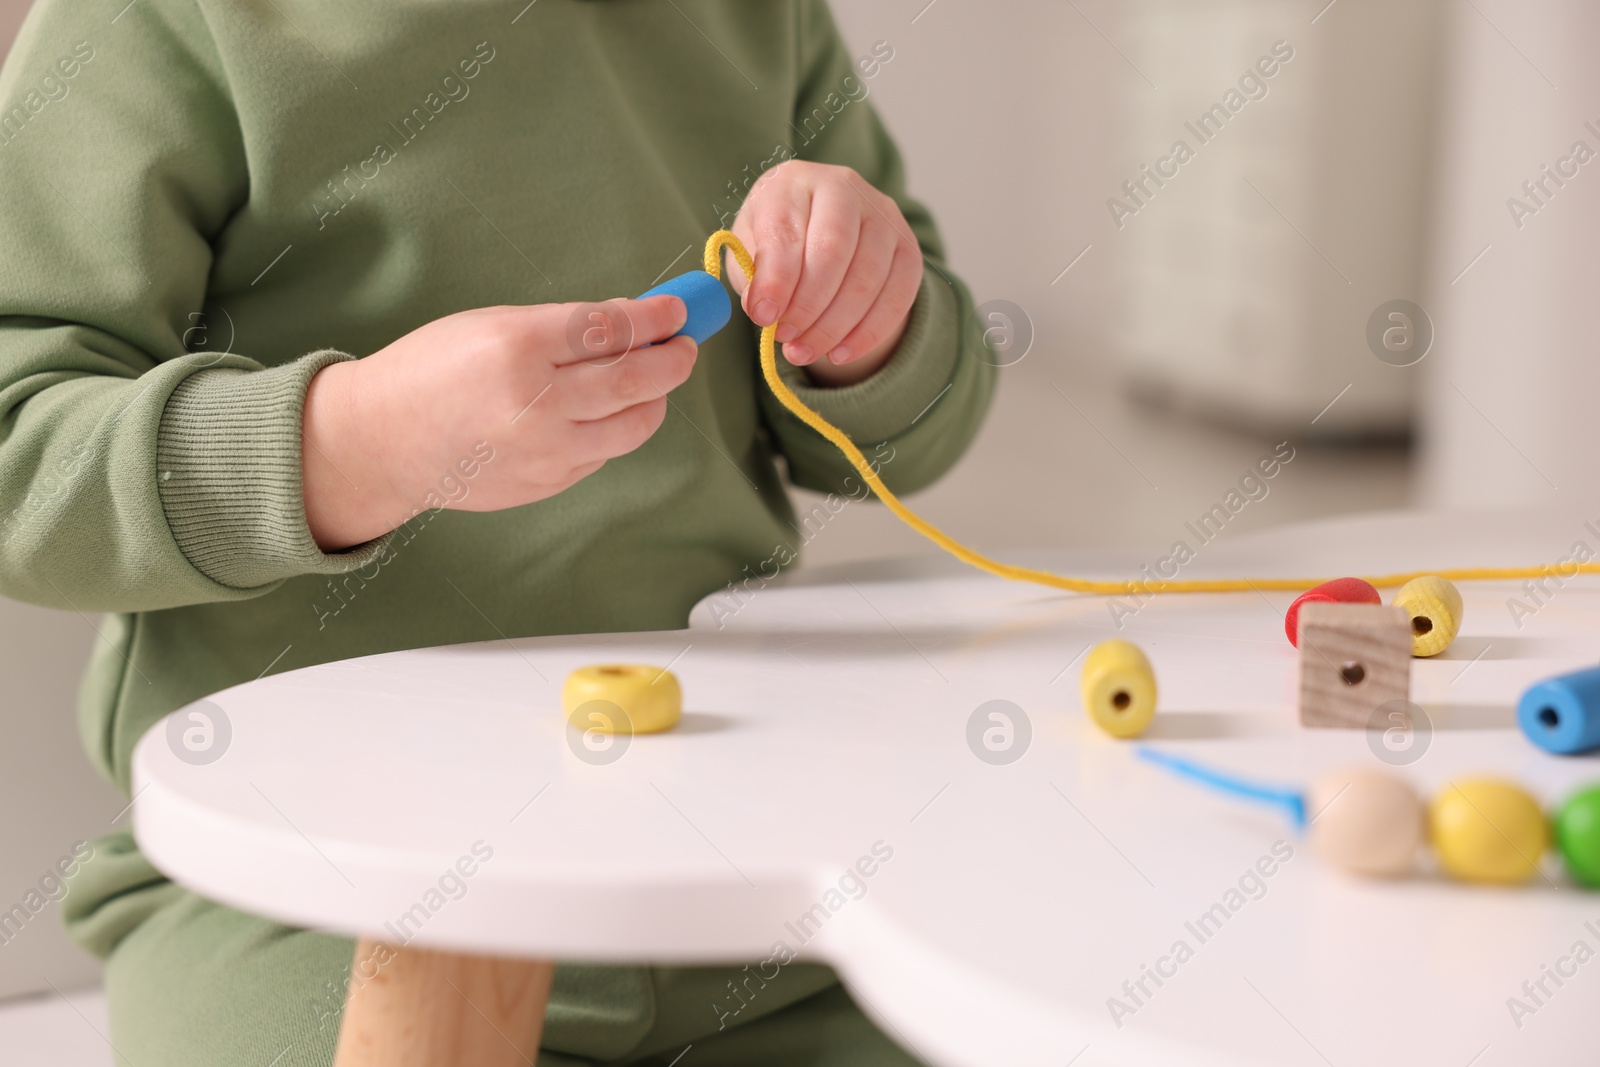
{"left": 332, "top": 939, "right": 554, "bottom": 1067}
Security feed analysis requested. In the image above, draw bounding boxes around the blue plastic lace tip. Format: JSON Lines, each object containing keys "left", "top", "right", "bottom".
{"left": 1136, "top": 746, "right": 1307, "bottom": 831}
{"left": 636, "top": 270, "right": 733, "bottom": 345}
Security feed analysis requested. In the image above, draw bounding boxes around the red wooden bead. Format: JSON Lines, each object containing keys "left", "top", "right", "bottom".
{"left": 1285, "top": 577, "right": 1380, "bottom": 647}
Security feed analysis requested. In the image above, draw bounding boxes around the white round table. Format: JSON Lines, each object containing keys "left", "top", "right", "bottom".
{"left": 133, "top": 510, "right": 1600, "bottom": 1067}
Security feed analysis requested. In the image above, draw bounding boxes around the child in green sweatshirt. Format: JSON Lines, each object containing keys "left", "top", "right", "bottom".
{"left": 0, "top": 1, "right": 992, "bottom": 1063}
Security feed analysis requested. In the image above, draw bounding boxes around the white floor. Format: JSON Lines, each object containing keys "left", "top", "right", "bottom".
{"left": 0, "top": 987, "right": 112, "bottom": 1067}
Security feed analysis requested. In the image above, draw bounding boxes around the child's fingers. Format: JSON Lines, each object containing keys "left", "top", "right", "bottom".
{"left": 565, "top": 395, "right": 671, "bottom": 463}
{"left": 735, "top": 180, "right": 811, "bottom": 328}
{"left": 551, "top": 295, "right": 687, "bottom": 367}
{"left": 771, "top": 184, "right": 860, "bottom": 352}
{"left": 785, "top": 219, "right": 899, "bottom": 362}
{"left": 829, "top": 242, "right": 923, "bottom": 363}
{"left": 553, "top": 337, "right": 698, "bottom": 421}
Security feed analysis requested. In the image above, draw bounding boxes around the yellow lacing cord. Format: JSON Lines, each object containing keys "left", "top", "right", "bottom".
{"left": 705, "top": 230, "right": 1596, "bottom": 597}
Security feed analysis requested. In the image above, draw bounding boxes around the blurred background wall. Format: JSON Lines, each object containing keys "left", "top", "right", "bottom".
{"left": 2, "top": 0, "right": 1591, "bottom": 1012}
{"left": 800, "top": 0, "right": 1423, "bottom": 567}
{"left": 1419, "top": 0, "right": 1592, "bottom": 510}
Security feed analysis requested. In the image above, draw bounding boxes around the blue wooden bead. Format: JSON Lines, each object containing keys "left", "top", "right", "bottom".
{"left": 1518, "top": 666, "right": 1600, "bottom": 755}
{"left": 635, "top": 270, "right": 732, "bottom": 345}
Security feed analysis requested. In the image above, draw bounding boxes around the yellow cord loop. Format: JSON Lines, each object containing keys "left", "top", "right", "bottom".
{"left": 705, "top": 230, "right": 1594, "bottom": 597}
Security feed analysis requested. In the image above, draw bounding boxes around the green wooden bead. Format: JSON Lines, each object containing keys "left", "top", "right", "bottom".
{"left": 1555, "top": 786, "right": 1600, "bottom": 888}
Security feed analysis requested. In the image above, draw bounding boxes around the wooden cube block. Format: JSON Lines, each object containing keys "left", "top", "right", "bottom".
{"left": 1297, "top": 602, "right": 1411, "bottom": 728}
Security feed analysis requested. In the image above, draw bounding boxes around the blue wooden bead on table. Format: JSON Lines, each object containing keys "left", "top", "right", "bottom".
{"left": 1518, "top": 666, "right": 1600, "bottom": 755}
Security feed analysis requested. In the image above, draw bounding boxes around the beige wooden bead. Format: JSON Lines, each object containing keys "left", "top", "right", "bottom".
{"left": 1308, "top": 768, "right": 1425, "bottom": 877}
{"left": 1391, "top": 576, "right": 1463, "bottom": 657}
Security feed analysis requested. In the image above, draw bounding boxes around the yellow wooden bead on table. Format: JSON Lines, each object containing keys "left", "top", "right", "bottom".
{"left": 1391, "top": 575, "right": 1463, "bottom": 657}
{"left": 1428, "top": 778, "right": 1548, "bottom": 885}
{"left": 1080, "top": 639, "right": 1157, "bottom": 739}
{"left": 562, "top": 665, "right": 682, "bottom": 735}
{"left": 1307, "top": 769, "right": 1425, "bottom": 878}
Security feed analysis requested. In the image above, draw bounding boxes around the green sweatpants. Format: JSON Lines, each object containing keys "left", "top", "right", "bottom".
{"left": 96, "top": 886, "right": 926, "bottom": 1067}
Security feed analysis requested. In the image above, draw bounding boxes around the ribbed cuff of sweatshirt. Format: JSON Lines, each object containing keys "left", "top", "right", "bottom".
{"left": 156, "top": 350, "right": 392, "bottom": 591}
{"left": 772, "top": 267, "right": 959, "bottom": 444}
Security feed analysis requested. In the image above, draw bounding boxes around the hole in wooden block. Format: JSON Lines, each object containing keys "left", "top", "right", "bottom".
{"left": 1298, "top": 602, "right": 1411, "bottom": 729}
{"left": 1411, "top": 615, "right": 1433, "bottom": 636}
{"left": 1112, "top": 690, "right": 1131, "bottom": 711}
{"left": 1538, "top": 706, "right": 1560, "bottom": 729}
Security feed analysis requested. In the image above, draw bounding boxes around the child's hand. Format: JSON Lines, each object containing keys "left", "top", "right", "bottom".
{"left": 301, "top": 296, "right": 696, "bottom": 550}
{"left": 727, "top": 161, "right": 922, "bottom": 386}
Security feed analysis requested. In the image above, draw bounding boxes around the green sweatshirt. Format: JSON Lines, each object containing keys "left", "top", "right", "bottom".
{"left": 0, "top": 0, "right": 990, "bottom": 1057}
